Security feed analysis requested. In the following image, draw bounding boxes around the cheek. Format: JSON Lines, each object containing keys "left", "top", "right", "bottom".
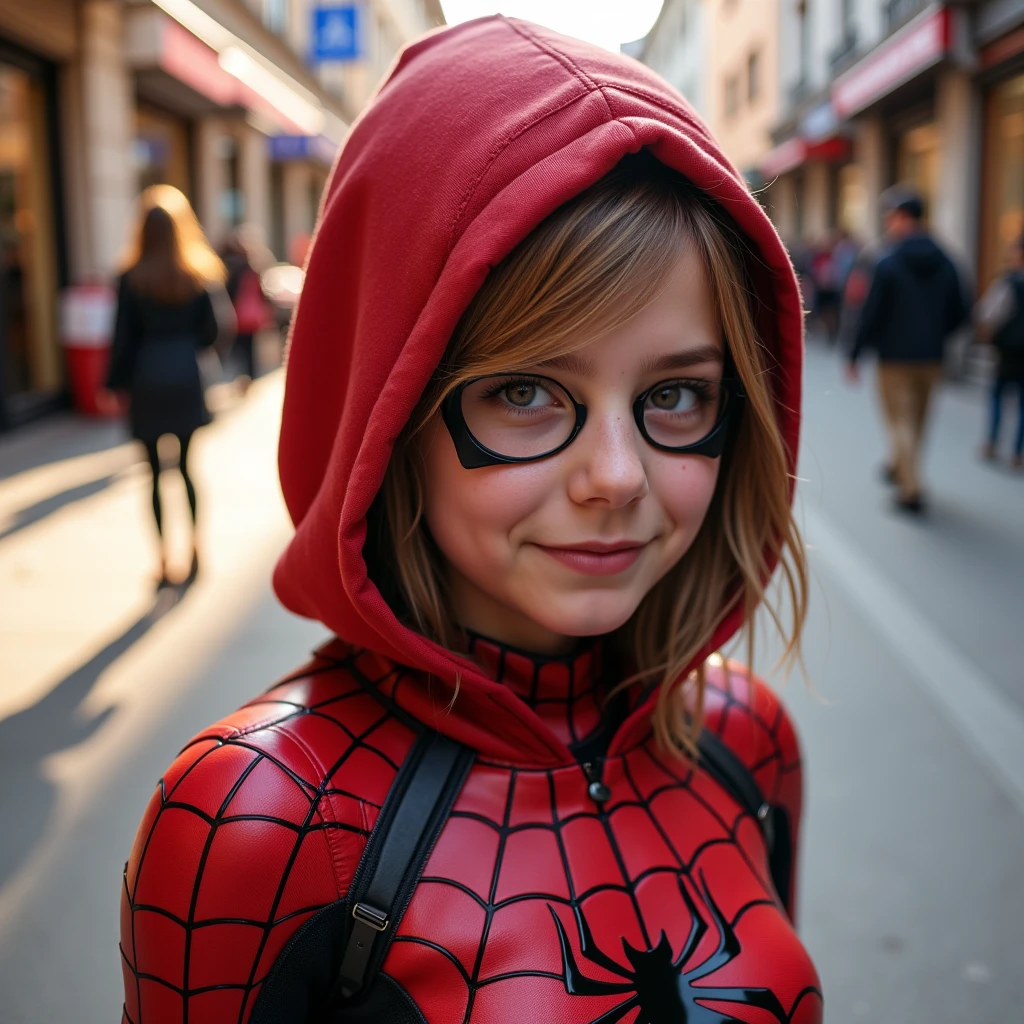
{"left": 649, "top": 456, "right": 721, "bottom": 536}
{"left": 420, "top": 422, "right": 554, "bottom": 566}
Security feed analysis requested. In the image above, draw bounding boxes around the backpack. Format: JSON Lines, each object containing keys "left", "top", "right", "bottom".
{"left": 234, "top": 268, "right": 269, "bottom": 334}
{"left": 993, "top": 274, "right": 1024, "bottom": 353}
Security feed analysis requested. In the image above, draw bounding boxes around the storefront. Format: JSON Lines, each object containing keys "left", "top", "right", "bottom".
{"left": 0, "top": 37, "right": 63, "bottom": 428}
{"left": 831, "top": 4, "right": 956, "bottom": 238}
{"left": 978, "top": 25, "right": 1024, "bottom": 290}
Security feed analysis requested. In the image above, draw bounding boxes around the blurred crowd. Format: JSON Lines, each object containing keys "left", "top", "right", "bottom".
{"left": 786, "top": 184, "right": 1024, "bottom": 514}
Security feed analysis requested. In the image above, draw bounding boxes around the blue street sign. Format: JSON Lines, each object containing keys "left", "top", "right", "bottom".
{"left": 268, "top": 134, "right": 338, "bottom": 165}
{"left": 311, "top": 5, "right": 363, "bottom": 62}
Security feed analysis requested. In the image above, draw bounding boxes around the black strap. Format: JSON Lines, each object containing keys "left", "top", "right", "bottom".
{"left": 335, "top": 731, "right": 474, "bottom": 1000}
{"left": 697, "top": 728, "right": 775, "bottom": 851}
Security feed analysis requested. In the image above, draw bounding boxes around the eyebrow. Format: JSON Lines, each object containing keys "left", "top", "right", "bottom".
{"left": 536, "top": 344, "right": 724, "bottom": 378}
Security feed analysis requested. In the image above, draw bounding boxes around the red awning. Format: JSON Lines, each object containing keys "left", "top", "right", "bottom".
{"left": 760, "top": 135, "right": 852, "bottom": 180}
{"left": 831, "top": 6, "right": 952, "bottom": 119}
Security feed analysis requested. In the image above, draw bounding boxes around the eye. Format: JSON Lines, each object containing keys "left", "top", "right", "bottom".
{"left": 504, "top": 381, "right": 543, "bottom": 407}
{"left": 646, "top": 383, "right": 703, "bottom": 413}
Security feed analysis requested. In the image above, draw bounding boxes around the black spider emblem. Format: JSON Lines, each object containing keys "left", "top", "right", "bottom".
{"left": 549, "top": 871, "right": 789, "bottom": 1024}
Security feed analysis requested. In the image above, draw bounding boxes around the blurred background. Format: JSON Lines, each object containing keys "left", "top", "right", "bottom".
{"left": 0, "top": 1, "right": 1022, "bottom": 1021}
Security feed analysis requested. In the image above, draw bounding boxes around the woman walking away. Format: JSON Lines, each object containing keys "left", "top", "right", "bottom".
{"left": 977, "top": 235, "right": 1024, "bottom": 470}
{"left": 104, "top": 185, "right": 225, "bottom": 587}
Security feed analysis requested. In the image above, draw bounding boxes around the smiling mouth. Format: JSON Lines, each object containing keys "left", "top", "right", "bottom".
{"left": 534, "top": 541, "right": 649, "bottom": 576}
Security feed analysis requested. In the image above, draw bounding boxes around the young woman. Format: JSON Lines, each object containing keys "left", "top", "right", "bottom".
{"left": 119, "top": 18, "right": 820, "bottom": 1024}
{"left": 105, "top": 186, "right": 226, "bottom": 586}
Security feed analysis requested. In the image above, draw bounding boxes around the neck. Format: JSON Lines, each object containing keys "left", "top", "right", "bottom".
{"left": 464, "top": 630, "right": 619, "bottom": 752}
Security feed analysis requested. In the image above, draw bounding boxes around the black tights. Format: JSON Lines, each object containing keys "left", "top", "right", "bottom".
{"left": 142, "top": 433, "right": 196, "bottom": 538}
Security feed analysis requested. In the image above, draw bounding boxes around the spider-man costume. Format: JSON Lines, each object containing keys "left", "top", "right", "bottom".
{"left": 120, "top": 15, "right": 819, "bottom": 1022}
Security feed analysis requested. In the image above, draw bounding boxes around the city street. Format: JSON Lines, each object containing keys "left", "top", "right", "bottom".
{"left": 0, "top": 345, "right": 1022, "bottom": 1023}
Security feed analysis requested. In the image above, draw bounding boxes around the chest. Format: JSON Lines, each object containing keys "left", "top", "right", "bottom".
{"left": 382, "top": 754, "right": 822, "bottom": 1024}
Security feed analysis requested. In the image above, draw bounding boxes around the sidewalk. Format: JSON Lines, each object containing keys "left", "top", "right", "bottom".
{"left": 0, "top": 371, "right": 327, "bottom": 1023}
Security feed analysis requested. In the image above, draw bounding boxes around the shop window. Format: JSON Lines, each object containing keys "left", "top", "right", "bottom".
{"left": 0, "top": 63, "right": 59, "bottom": 415}
{"left": 134, "top": 105, "right": 192, "bottom": 197}
{"left": 980, "top": 74, "right": 1024, "bottom": 289}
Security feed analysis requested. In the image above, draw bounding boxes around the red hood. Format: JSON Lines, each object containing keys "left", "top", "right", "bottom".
{"left": 274, "top": 16, "right": 803, "bottom": 768}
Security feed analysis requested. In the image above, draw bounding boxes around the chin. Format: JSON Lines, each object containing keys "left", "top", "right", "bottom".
{"left": 519, "top": 591, "right": 641, "bottom": 641}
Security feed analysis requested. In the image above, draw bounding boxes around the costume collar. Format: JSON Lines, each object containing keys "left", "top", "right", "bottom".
{"left": 464, "top": 631, "right": 616, "bottom": 753}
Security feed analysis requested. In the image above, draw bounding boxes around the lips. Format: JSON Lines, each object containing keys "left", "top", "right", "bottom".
{"left": 534, "top": 540, "right": 649, "bottom": 576}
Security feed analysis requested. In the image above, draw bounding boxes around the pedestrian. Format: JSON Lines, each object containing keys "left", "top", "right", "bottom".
{"left": 976, "top": 235, "right": 1024, "bottom": 470}
{"left": 221, "top": 225, "right": 272, "bottom": 392}
{"left": 118, "top": 20, "right": 821, "bottom": 1024}
{"left": 810, "top": 236, "right": 840, "bottom": 342}
{"left": 101, "top": 186, "right": 226, "bottom": 587}
{"left": 846, "top": 185, "right": 970, "bottom": 513}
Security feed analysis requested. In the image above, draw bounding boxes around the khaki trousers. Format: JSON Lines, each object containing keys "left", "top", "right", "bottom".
{"left": 876, "top": 362, "right": 943, "bottom": 500}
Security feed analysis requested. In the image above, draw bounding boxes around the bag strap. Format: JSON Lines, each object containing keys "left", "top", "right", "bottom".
{"left": 335, "top": 731, "right": 474, "bottom": 1000}
{"left": 697, "top": 727, "right": 794, "bottom": 910}
{"left": 697, "top": 728, "right": 774, "bottom": 849}
{"left": 333, "top": 725, "right": 782, "bottom": 1006}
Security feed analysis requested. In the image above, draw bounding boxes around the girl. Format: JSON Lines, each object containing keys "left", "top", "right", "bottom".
{"left": 119, "top": 17, "right": 819, "bottom": 1023}
{"left": 105, "top": 186, "right": 227, "bottom": 586}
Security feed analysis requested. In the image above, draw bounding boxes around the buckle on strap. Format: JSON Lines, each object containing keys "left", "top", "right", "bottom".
{"left": 352, "top": 902, "right": 389, "bottom": 932}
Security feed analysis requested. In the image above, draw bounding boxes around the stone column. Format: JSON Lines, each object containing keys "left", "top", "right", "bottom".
{"left": 803, "top": 162, "right": 831, "bottom": 242}
{"left": 934, "top": 66, "right": 978, "bottom": 274}
{"left": 282, "top": 160, "right": 313, "bottom": 260}
{"left": 769, "top": 174, "right": 799, "bottom": 243}
{"left": 79, "top": 0, "right": 135, "bottom": 277}
{"left": 853, "top": 113, "right": 886, "bottom": 244}
{"left": 194, "top": 116, "right": 229, "bottom": 247}
{"left": 239, "top": 121, "right": 271, "bottom": 240}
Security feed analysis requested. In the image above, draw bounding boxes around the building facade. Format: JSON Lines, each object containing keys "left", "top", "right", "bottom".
{"left": 764, "top": 0, "right": 1024, "bottom": 287}
{"left": 0, "top": 0, "right": 443, "bottom": 428}
{"left": 637, "top": 0, "right": 707, "bottom": 118}
{"left": 640, "top": 0, "right": 783, "bottom": 185}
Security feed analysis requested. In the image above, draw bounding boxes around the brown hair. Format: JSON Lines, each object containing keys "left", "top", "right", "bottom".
{"left": 380, "top": 153, "right": 807, "bottom": 756}
{"left": 122, "top": 184, "right": 225, "bottom": 303}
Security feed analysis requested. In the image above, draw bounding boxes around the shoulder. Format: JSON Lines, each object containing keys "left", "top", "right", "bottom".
{"left": 701, "top": 656, "right": 802, "bottom": 809}
{"left": 120, "top": 645, "right": 416, "bottom": 1023}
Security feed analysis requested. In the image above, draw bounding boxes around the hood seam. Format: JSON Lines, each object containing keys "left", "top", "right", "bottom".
{"left": 505, "top": 18, "right": 614, "bottom": 121}
{"left": 447, "top": 97, "right": 604, "bottom": 248}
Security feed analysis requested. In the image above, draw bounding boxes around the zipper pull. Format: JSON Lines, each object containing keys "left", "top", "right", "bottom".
{"left": 582, "top": 760, "right": 610, "bottom": 804}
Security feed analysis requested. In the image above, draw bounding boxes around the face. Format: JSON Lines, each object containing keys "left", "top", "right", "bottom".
{"left": 420, "top": 246, "right": 725, "bottom": 654}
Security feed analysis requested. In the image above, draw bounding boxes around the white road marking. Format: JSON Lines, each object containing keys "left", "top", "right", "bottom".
{"left": 802, "top": 505, "right": 1024, "bottom": 820}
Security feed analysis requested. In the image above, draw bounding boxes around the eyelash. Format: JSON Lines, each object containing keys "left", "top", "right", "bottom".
{"left": 478, "top": 376, "right": 719, "bottom": 403}
{"left": 660, "top": 378, "right": 716, "bottom": 402}
{"left": 479, "top": 376, "right": 549, "bottom": 401}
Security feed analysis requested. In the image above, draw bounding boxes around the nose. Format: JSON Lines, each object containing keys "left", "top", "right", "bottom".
{"left": 566, "top": 409, "right": 649, "bottom": 508}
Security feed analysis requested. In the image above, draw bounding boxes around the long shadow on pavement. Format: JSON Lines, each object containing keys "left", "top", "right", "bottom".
{"left": 0, "top": 585, "right": 188, "bottom": 892}
{"left": 0, "top": 472, "right": 126, "bottom": 543}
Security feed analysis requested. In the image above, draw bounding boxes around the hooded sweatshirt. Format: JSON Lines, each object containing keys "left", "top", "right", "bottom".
{"left": 851, "top": 232, "right": 970, "bottom": 364}
{"left": 119, "top": 17, "right": 820, "bottom": 1024}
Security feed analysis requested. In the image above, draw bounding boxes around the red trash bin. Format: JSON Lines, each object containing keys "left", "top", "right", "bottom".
{"left": 61, "top": 284, "right": 116, "bottom": 416}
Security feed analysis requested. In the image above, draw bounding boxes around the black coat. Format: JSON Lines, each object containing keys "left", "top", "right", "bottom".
{"left": 851, "top": 234, "right": 970, "bottom": 364}
{"left": 106, "top": 275, "right": 219, "bottom": 443}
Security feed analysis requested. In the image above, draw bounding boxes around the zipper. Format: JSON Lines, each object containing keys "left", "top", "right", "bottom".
{"left": 582, "top": 759, "right": 610, "bottom": 805}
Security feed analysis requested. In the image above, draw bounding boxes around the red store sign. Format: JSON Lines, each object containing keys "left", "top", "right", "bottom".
{"left": 832, "top": 6, "right": 952, "bottom": 119}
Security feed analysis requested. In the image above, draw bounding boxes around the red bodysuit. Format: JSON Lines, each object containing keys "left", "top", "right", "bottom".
{"left": 119, "top": 14, "right": 817, "bottom": 1022}
{"left": 120, "top": 640, "right": 821, "bottom": 1022}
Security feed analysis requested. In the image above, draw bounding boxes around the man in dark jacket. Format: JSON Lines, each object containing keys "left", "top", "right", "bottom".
{"left": 847, "top": 186, "right": 970, "bottom": 513}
